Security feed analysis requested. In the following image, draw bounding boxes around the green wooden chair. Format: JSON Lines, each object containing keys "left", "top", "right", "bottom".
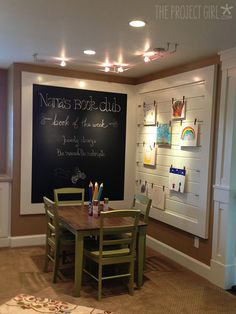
{"left": 132, "top": 194, "right": 152, "bottom": 223}
{"left": 43, "top": 197, "right": 75, "bottom": 283}
{"left": 132, "top": 194, "right": 152, "bottom": 270}
{"left": 83, "top": 209, "right": 140, "bottom": 300}
{"left": 54, "top": 187, "right": 85, "bottom": 206}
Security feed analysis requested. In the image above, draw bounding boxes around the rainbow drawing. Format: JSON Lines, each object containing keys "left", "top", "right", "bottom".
{"left": 181, "top": 126, "right": 195, "bottom": 141}
{"left": 180, "top": 122, "right": 198, "bottom": 147}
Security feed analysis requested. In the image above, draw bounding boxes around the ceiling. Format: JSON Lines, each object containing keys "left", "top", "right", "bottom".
{"left": 0, "top": 0, "right": 236, "bottom": 78}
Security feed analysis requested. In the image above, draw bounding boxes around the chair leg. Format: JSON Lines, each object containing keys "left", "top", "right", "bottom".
{"left": 44, "top": 243, "right": 49, "bottom": 272}
{"left": 98, "top": 264, "right": 102, "bottom": 301}
{"left": 143, "top": 237, "right": 147, "bottom": 270}
{"left": 52, "top": 241, "right": 60, "bottom": 283}
{"left": 128, "top": 261, "right": 134, "bottom": 296}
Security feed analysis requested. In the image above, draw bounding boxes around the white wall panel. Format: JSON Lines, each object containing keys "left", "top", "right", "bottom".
{"left": 136, "top": 66, "right": 216, "bottom": 238}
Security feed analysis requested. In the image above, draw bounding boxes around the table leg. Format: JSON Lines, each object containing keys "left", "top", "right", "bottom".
{"left": 137, "top": 226, "right": 146, "bottom": 288}
{"left": 74, "top": 233, "right": 84, "bottom": 297}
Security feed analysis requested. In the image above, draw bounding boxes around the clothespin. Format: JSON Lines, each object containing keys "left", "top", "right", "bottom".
{"left": 194, "top": 118, "right": 197, "bottom": 125}
{"left": 172, "top": 97, "right": 174, "bottom": 104}
{"left": 169, "top": 120, "right": 172, "bottom": 127}
{"left": 180, "top": 120, "right": 183, "bottom": 126}
{"left": 156, "top": 121, "right": 159, "bottom": 127}
{"left": 163, "top": 186, "right": 165, "bottom": 192}
{"left": 143, "top": 141, "right": 145, "bottom": 146}
{"left": 183, "top": 96, "right": 185, "bottom": 102}
{"left": 151, "top": 183, "right": 154, "bottom": 188}
{"left": 139, "top": 179, "right": 141, "bottom": 184}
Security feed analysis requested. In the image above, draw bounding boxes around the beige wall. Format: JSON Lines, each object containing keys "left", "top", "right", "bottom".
{"left": 0, "top": 69, "right": 7, "bottom": 174}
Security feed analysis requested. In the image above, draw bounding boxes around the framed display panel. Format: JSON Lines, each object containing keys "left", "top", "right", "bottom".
{"left": 136, "top": 65, "right": 216, "bottom": 238}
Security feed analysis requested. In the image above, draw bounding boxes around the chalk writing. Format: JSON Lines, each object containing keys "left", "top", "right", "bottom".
{"left": 62, "top": 135, "right": 96, "bottom": 147}
{"left": 57, "top": 147, "right": 105, "bottom": 158}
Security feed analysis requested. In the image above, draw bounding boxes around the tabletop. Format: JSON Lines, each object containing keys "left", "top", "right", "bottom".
{"left": 57, "top": 205, "right": 146, "bottom": 231}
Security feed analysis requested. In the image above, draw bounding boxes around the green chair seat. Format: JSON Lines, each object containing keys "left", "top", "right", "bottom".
{"left": 85, "top": 247, "right": 130, "bottom": 258}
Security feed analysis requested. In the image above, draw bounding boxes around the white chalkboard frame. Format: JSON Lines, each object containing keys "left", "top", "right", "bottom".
{"left": 20, "top": 72, "right": 136, "bottom": 215}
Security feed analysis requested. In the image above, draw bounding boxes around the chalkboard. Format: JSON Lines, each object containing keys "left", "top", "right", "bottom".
{"left": 32, "top": 84, "right": 127, "bottom": 203}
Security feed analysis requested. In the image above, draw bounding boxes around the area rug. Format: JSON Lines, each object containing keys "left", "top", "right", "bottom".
{"left": 0, "top": 294, "right": 117, "bottom": 314}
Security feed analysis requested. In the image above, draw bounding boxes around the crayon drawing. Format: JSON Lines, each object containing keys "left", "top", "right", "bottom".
{"left": 180, "top": 122, "right": 198, "bottom": 147}
{"left": 172, "top": 99, "right": 186, "bottom": 120}
{"left": 143, "top": 101, "right": 157, "bottom": 125}
{"left": 156, "top": 123, "right": 171, "bottom": 146}
{"left": 143, "top": 144, "right": 156, "bottom": 166}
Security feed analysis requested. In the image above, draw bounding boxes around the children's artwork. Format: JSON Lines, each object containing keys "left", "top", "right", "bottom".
{"left": 156, "top": 123, "right": 171, "bottom": 145}
{"left": 169, "top": 167, "right": 186, "bottom": 193}
{"left": 143, "top": 143, "right": 156, "bottom": 166}
{"left": 180, "top": 122, "right": 198, "bottom": 147}
{"left": 171, "top": 97, "right": 186, "bottom": 120}
{"left": 143, "top": 101, "right": 156, "bottom": 125}
{"left": 152, "top": 185, "right": 165, "bottom": 210}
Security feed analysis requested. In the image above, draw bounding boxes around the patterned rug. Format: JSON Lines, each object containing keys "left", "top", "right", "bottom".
{"left": 0, "top": 294, "right": 117, "bottom": 314}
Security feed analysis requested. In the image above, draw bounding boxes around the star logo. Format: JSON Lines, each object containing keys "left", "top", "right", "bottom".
{"left": 220, "top": 3, "right": 233, "bottom": 19}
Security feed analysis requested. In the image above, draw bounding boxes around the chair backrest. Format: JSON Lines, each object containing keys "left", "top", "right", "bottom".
{"left": 99, "top": 210, "right": 141, "bottom": 259}
{"left": 132, "top": 194, "right": 152, "bottom": 223}
{"left": 54, "top": 187, "right": 85, "bottom": 206}
{"left": 43, "top": 196, "right": 59, "bottom": 239}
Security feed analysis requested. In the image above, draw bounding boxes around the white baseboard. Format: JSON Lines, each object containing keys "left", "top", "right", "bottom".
{"left": 0, "top": 237, "right": 10, "bottom": 247}
{"left": 10, "top": 234, "right": 46, "bottom": 247}
{"left": 210, "top": 258, "right": 236, "bottom": 289}
{"left": 3, "top": 233, "right": 235, "bottom": 289}
{"left": 147, "top": 235, "right": 212, "bottom": 282}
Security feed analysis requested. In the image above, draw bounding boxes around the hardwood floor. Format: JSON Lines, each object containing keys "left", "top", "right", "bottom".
{"left": 0, "top": 246, "right": 235, "bottom": 313}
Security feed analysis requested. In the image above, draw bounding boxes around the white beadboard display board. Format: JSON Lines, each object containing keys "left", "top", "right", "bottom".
{"left": 136, "top": 65, "right": 216, "bottom": 238}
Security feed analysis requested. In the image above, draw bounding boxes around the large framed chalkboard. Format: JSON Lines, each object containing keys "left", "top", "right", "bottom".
{"left": 32, "top": 84, "right": 127, "bottom": 203}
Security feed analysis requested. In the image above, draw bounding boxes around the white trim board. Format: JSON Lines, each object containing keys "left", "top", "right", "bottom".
{"left": 147, "top": 235, "right": 235, "bottom": 289}
{"left": 0, "top": 237, "right": 10, "bottom": 247}
{"left": 146, "top": 235, "right": 211, "bottom": 280}
{"left": 20, "top": 72, "right": 137, "bottom": 214}
{"left": 2, "top": 233, "right": 233, "bottom": 289}
{"left": 10, "top": 234, "right": 46, "bottom": 247}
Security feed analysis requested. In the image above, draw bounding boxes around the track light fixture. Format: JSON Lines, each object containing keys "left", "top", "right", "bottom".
{"left": 143, "top": 43, "right": 178, "bottom": 62}
{"left": 103, "top": 64, "right": 128, "bottom": 73}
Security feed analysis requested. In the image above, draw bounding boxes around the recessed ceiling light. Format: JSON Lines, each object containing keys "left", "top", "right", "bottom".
{"left": 84, "top": 50, "right": 96, "bottom": 55}
{"left": 129, "top": 20, "right": 146, "bottom": 28}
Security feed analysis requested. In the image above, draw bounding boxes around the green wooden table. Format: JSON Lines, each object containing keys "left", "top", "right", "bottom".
{"left": 58, "top": 205, "right": 147, "bottom": 297}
